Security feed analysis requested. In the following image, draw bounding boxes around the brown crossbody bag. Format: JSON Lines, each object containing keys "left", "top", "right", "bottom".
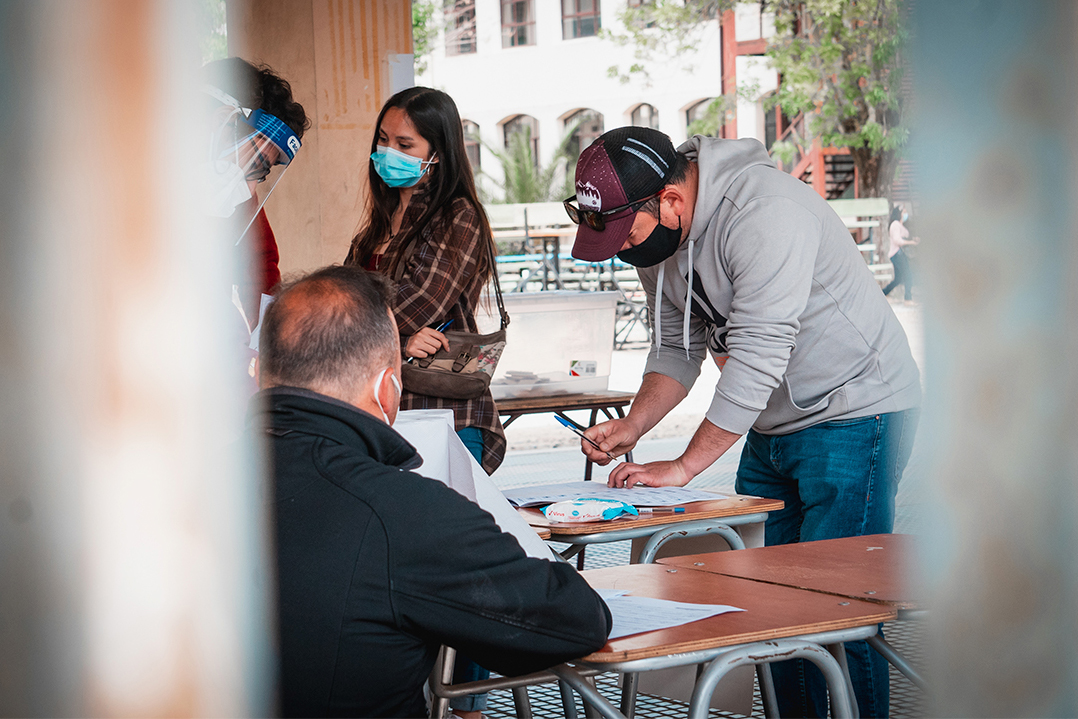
{"left": 394, "top": 234, "right": 509, "bottom": 400}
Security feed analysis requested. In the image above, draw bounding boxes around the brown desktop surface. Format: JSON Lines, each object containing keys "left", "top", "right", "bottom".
{"left": 495, "top": 390, "right": 636, "bottom": 414}
{"left": 657, "top": 533, "right": 921, "bottom": 609}
{"left": 581, "top": 563, "right": 895, "bottom": 663}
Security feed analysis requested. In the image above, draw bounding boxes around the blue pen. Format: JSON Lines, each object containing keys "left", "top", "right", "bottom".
{"left": 407, "top": 320, "right": 454, "bottom": 364}
{"left": 556, "top": 415, "right": 616, "bottom": 461}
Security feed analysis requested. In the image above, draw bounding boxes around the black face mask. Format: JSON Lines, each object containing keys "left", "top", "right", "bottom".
{"left": 616, "top": 215, "right": 683, "bottom": 268}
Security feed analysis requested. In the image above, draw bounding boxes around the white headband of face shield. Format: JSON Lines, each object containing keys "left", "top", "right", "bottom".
{"left": 372, "top": 368, "right": 402, "bottom": 424}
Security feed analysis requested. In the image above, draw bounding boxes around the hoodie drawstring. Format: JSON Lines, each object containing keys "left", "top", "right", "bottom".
{"left": 652, "top": 241, "right": 694, "bottom": 363}
{"left": 683, "top": 239, "right": 694, "bottom": 362}
{"left": 655, "top": 263, "right": 664, "bottom": 351}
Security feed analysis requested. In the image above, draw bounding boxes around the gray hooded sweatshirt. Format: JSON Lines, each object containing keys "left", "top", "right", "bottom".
{"left": 640, "top": 136, "right": 920, "bottom": 436}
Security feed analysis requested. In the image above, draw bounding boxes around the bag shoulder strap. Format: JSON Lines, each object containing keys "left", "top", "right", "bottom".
{"left": 486, "top": 237, "right": 510, "bottom": 331}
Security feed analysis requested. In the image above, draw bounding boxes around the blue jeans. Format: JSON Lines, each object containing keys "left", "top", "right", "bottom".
{"left": 451, "top": 427, "right": 489, "bottom": 712}
{"left": 734, "top": 410, "right": 918, "bottom": 718}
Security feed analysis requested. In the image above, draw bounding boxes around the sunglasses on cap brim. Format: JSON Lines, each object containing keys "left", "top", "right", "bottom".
{"left": 563, "top": 190, "right": 662, "bottom": 232}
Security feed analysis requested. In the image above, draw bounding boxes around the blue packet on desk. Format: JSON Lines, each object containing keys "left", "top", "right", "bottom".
{"left": 542, "top": 498, "right": 639, "bottom": 523}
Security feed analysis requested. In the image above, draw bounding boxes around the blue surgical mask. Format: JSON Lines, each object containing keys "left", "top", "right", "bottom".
{"left": 371, "top": 145, "right": 436, "bottom": 188}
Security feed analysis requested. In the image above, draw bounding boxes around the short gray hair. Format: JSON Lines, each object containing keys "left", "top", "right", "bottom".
{"left": 259, "top": 266, "right": 398, "bottom": 395}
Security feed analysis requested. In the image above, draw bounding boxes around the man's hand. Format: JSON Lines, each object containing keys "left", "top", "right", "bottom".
{"left": 582, "top": 419, "right": 641, "bottom": 466}
{"left": 405, "top": 327, "right": 450, "bottom": 359}
{"left": 608, "top": 459, "right": 692, "bottom": 489}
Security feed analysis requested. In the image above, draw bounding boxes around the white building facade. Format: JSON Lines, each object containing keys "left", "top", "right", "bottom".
{"left": 417, "top": 1, "right": 777, "bottom": 200}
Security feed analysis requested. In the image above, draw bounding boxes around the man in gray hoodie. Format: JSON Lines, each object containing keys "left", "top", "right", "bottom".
{"left": 566, "top": 126, "right": 920, "bottom": 718}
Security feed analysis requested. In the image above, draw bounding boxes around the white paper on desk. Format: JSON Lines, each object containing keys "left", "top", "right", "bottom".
{"left": 594, "top": 588, "right": 630, "bottom": 600}
{"left": 503, "top": 481, "right": 724, "bottom": 508}
{"left": 393, "top": 410, "right": 555, "bottom": 561}
{"left": 603, "top": 595, "right": 744, "bottom": 640}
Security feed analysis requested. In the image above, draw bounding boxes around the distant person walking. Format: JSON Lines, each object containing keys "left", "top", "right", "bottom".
{"left": 882, "top": 206, "right": 919, "bottom": 301}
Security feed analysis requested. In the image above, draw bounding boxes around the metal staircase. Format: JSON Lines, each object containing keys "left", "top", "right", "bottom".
{"left": 770, "top": 113, "right": 857, "bottom": 200}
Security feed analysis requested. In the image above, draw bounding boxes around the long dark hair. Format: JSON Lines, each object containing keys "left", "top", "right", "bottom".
{"left": 348, "top": 87, "right": 495, "bottom": 289}
{"left": 890, "top": 205, "right": 903, "bottom": 225}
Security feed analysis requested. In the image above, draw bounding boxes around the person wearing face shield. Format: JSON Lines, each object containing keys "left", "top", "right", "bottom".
{"left": 250, "top": 266, "right": 611, "bottom": 718}
{"left": 201, "top": 57, "right": 310, "bottom": 325}
{"left": 566, "top": 127, "right": 921, "bottom": 719}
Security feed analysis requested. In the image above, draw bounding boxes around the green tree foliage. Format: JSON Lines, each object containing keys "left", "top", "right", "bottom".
{"left": 412, "top": 0, "right": 439, "bottom": 77}
{"left": 485, "top": 126, "right": 578, "bottom": 204}
{"left": 605, "top": 0, "right": 908, "bottom": 198}
{"left": 603, "top": 1, "right": 729, "bottom": 84}
{"left": 767, "top": 0, "right": 908, "bottom": 198}
{"left": 197, "top": 0, "right": 227, "bottom": 65}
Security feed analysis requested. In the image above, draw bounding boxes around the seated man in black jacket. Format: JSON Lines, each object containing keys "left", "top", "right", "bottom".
{"left": 251, "top": 266, "right": 612, "bottom": 718}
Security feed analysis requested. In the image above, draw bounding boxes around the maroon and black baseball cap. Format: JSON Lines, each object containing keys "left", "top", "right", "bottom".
{"left": 569, "top": 126, "right": 678, "bottom": 262}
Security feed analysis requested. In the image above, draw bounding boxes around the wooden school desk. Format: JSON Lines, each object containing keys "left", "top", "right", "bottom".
{"left": 656, "top": 533, "right": 926, "bottom": 690}
{"left": 577, "top": 563, "right": 897, "bottom": 718}
{"left": 430, "top": 563, "right": 895, "bottom": 719}
{"left": 519, "top": 493, "right": 784, "bottom": 564}
{"left": 495, "top": 390, "right": 636, "bottom": 481}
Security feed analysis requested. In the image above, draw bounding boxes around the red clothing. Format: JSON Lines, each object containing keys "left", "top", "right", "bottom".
{"left": 234, "top": 198, "right": 281, "bottom": 323}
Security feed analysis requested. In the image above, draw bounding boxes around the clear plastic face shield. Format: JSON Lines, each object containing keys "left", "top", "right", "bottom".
{"left": 201, "top": 86, "right": 301, "bottom": 245}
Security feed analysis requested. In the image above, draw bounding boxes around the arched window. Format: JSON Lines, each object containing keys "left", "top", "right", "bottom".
{"left": 564, "top": 109, "right": 604, "bottom": 160}
{"left": 503, "top": 114, "right": 540, "bottom": 166}
{"left": 462, "top": 120, "right": 481, "bottom": 169}
{"left": 631, "top": 103, "right": 659, "bottom": 130}
{"left": 685, "top": 98, "right": 718, "bottom": 136}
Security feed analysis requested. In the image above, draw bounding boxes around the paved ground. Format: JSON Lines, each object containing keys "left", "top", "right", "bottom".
{"left": 481, "top": 298, "right": 927, "bottom": 717}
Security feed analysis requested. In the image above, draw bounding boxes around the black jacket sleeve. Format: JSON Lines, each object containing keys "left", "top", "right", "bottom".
{"left": 381, "top": 475, "right": 612, "bottom": 676}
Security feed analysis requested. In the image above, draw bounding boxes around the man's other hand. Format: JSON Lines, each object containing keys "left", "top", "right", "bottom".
{"left": 607, "top": 459, "right": 692, "bottom": 489}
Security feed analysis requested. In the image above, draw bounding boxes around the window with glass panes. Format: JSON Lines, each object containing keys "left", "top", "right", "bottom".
{"left": 462, "top": 120, "right": 481, "bottom": 169}
{"left": 565, "top": 109, "right": 604, "bottom": 160}
{"left": 562, "top": 0, "right": 601, "bottom": 39}
{"left": 686, "top": 98, "right": 716, "bottom": 136}
{"left": 503, "top": 114, "right": 540, "bottom": 166}
{"left": 445, "top": 0, "right": 477, "bottom": 56}
{"left": 631, "top": 103, "right": 659, "bottom": 130}
{"left": 501, "top": 0, "right": 535, "bottom": 47}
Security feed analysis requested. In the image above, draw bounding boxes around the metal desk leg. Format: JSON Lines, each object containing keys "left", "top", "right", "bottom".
{"left": 637, "top": 520, "right": 746, "bottom": 564}
{"left": 551, "top": 666, "right": 627, "bottom": 719}
{"left": 428, "top": 645, "right": 456, "bottom": 719}
{"left": 612, "top": 405, "right": 634, "bottom": 464}
{"left": 687, "top": 641, "right": 854, "bottom": 719}
{"left": 583, "top": 408, "right": 600, "bottom": 482}
{"left": 867, "top": 633, "right": 928, "bottom": 691}
{"left": 619, "top": 672, "right": 639, "bottom": 718}
{"left": 559, "top": 679, "right": 580, "bottom": 719}
{"left": 511, "top": 686, "right": 533, "bottom": 719}
{"left": 756, "top": 663, "right": 779, "bottom": 718}
{"left": 826, "top": 643, "right": 860, "bottom": 719}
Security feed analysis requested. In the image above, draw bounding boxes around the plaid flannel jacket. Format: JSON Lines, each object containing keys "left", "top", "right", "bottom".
{"left": 345, "top": 188, "right": 506, "bottom": 474}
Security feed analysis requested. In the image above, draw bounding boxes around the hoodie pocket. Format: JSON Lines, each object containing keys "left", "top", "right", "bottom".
{"left": 781, "top": 376, "right": 849, "bottom": 417}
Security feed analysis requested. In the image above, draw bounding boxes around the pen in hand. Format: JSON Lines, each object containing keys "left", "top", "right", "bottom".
{"left": 406, "top": 320, "right": 453, "bottom": 364}
{"left": 555, "top": 415, "right": 616, "bottom": 461}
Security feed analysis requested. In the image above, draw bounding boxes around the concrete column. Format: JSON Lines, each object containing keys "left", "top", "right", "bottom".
{"left": 913, "top": 1, "right": 1078, "bottom": 714}
{"left": 227, "top": 0, "right": 414, "bottom": 274}
{"left": 0, "top": 1, "right": 271, "bottom": 715}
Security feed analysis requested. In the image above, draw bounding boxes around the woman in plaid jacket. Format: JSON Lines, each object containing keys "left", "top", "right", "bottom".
{"left": 344, "top": 86, "right": 508, "bottom": 719}
{"left": 344, "top": 87, "right": 506, "bottom": 477}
